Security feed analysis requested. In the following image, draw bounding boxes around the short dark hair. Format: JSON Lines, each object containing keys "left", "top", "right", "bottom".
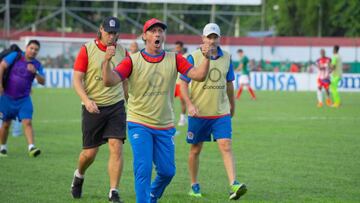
{"left": 237, "top": 49, "right": 243, "bottom": 53}
{"left": 334, "top": 45, "right": 340, "bottom": 53}
{"left": 27, "top": 40, "right": 40, "bottom": 48}
{"left": 175, "top": 41, "right": 184, "bottom": 47}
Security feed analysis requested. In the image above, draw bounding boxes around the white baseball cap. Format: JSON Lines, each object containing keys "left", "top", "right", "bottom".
{"left": 203, "top": 23, "right": 221, "bottom": 37}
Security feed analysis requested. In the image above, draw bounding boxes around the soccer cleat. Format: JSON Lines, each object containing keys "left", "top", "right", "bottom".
{"left": 188, "top": 183, "right": 202, "bottom": 197}
{"left": 71, "top": 175, "right": 84, "bottom": 199}
{"left": 0, "top": 149, "right": 8, "bottom": 157}
{"left": 332, "top": 102, "right": 341, "bottom": 108}
{"left": 108, "top": 190, "right": 124, "bottom": 203}
{"left": 229, "top": 182, "right": 247, "bottom": 200}
{"left": 28, "top": 147, "right": 41, "bottom": 157}
{"left": 326, "top": 98, "right": 332, "bottom": 106}
{"left": 317, "top": 102, "right": 323, "bottom": 108}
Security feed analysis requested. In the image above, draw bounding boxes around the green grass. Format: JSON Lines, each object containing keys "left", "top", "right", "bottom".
{"left": 1, "top": 89, "right": 360, "bottom": 203}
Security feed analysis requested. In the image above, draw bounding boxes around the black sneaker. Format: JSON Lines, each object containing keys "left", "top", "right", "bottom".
{"left": 29, "top": 147, "right": 41, "bottom": 157}
{"left": 108, "top": 190, "right": 124, "bottom": 203}
{"left": 229, "top": 183, "right": 247, "bottom": 200}
{"left": 0, "top": 149, "right": 7, "bottom": 157}
{"left": 71, "top": 175, "right": 84, "bottom": 199}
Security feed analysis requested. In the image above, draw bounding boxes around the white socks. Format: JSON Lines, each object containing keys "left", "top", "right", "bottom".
{"left": 180, "top": 114, "right": 186, "bottom": 121}
{"left": 74, "top": 169, "right": 84, "bottom": 179}
{"left": 109, "top": 188, "right": 118, "bottom": 198}
{"left": 28, "top": 144, "right": 35, "bottom": 151}
{"left": 0, "top": 144, "right": 7, "bottom": 151}
{"left": 0, "top": 144, "right": 34, "bottom": 151}
{"left": 178, "top": 114, "right": 187, "bottom": 126}
{"left": 317, "top": 89, "right": 323, "bottom": 103}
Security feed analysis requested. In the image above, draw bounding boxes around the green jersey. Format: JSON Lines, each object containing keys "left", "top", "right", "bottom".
{"left": 239, "top": 55, "right": 250, "bottom": 75}
{"left": 331, "top": 54, "right": 343, "bottom": 77}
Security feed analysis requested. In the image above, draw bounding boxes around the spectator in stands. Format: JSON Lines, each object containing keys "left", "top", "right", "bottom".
{"left": 129, "top": 41, "right": 139, "bottom": 54}
{"left": 290, "top": 63, "right": 299, "bottom": 72}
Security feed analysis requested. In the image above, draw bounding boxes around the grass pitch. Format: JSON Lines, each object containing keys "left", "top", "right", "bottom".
{"left": 0, "top": 89, "right": 359, "bottom": 202}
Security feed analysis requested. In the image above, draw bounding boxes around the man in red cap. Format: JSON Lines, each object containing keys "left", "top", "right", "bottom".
{"left": 71, "top": 16, "right": 127, "bottom": 203}
{"left": 102, "top": 18, "right": 212, "bottom": 203}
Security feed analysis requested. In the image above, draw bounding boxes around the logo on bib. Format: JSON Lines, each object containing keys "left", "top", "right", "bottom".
{"left": 149, "top": 71, "right": 165, "bottom": 88}
{"left": 203, "top": 67, "right": 224, "bottom": 89}
{"left": 143, "top": 71, "right": 168, "bottom": 96}
{"left": 208, "top": 68, "right": 221, "bottom": 82}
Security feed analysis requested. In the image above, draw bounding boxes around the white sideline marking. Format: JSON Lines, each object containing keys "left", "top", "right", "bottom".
{"left": 242, "top": 116, "right": 359, "bottom": 121}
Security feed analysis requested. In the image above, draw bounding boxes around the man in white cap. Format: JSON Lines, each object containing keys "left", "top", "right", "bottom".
{"left": 180, "top": 23, "right": 247, "bottom": 200}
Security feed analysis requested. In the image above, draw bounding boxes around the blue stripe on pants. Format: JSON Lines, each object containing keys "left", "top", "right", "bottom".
{"left": 128, "top": 122, "right": 176, "bottom": 203}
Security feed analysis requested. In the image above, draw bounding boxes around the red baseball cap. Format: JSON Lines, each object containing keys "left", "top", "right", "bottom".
{"left": 143, "top": 18, "right": 167, "bottom": 33}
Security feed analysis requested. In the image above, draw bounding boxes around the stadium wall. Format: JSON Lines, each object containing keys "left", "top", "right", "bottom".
{"left": 2, "top": 35, "right": 360, "bottom": 73}
{"left": 3, "top": 35, "right": 359, "bottom": 73}
{"left": 32, "top": 69, "right": 360, "bottom": 92}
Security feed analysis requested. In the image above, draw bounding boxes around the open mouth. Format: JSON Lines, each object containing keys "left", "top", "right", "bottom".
{"left": 155, "top": 40, "right": 160, "bottom": 45}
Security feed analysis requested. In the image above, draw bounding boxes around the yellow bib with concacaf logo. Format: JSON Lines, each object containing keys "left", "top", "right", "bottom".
{"left": 83, "top": 41, "right": 126, "bottom": 106}
{"left": 189, "top": 49, "right": 230, "bottom": 117}
{"left": 127, "top": 51, "right": 178, "bottom": 129}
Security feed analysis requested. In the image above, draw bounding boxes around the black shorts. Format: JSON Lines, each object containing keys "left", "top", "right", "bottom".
{"left": 82, "top": 100, "right": 126, "bottom": 149}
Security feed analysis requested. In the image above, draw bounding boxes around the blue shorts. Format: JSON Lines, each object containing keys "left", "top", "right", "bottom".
{"left": 186, "top": 115, "right": 232, "bottom": 144}
{"left": 0, "top": 95, "right": 33, "bottom": 121}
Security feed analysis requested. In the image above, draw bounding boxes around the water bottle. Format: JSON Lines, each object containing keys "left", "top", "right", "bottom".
{"left": 12, "top": 120, "right": 22, "bottom": 137}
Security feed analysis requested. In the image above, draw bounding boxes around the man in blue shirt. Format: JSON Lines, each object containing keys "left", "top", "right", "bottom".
{"left": 0, "top": 40, "right": 45, "bottom": 157}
